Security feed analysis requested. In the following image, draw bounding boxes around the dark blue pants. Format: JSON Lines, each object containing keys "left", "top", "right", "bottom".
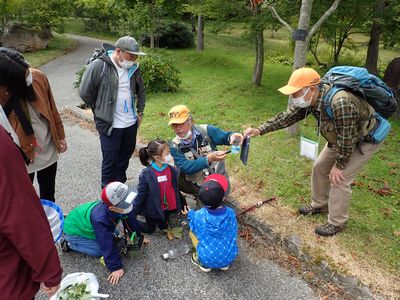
{"left": 99, "top": 124, "right": 137, "bottom": 188}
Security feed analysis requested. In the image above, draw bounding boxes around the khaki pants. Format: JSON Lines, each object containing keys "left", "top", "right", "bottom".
{"left": 311, "top": 142, "right": 383, "bottom": 226}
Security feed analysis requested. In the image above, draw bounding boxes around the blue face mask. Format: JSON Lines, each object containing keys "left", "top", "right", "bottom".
{"left": 151, "top": 161, "right": 168, "bottom": 171}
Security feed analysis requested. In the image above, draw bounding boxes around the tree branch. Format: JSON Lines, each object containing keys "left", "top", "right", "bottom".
{"left": 308, "top": 0, "right": 341, "bottom": 40}
{"left": 267, "top": 5, "right": 293, "bottom": 34}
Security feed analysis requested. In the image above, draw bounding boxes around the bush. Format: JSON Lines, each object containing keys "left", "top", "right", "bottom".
{"left": 142, "top": 22, "right": 194, "bottom": 49}
{"left": 74, "top": 52, "right": 180, "bottom": 99}
{"left": 140, "top": 52, "right": 181, "bottom": 93}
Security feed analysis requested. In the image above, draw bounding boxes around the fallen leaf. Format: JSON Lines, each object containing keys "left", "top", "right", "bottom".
{"left": 394, "top": 230, "right": 400, "bottom": 237}
{"left": 376, "top": 182, "right": 393, "bottom": 196}
{"left": 287, "top": 255, "right": 300, "bottom": 268}
{"left": 389, "top": 170, "right": 398, "bottom": 175}
{"left": 158, "top": 112, "right": 166, "bottom": 117}
{"left": 379, "top": 208, "right": 393, "bottom": 218}
{"left": 327, "top": 282, "right": 342, "bottom": 293}
{"left": 388, "top": 162, "right": 400, "bottom": 168}
{"left": 171, "top": 226, "right": 183, "bottom": 239}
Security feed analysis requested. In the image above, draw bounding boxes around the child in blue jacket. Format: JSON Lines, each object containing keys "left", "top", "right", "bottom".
{"left": 133, "top": 139, "right": 186, "bottom": 233}
{"left": 184, "top": 174, "right": 238, "bottom": 272}
{"left": 62, "top": 182, "right": 143, "bottom": 284}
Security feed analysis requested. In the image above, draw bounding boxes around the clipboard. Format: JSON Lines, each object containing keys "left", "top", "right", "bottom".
{"left": 240, "top": 136, "right": 250, "bottom": 165}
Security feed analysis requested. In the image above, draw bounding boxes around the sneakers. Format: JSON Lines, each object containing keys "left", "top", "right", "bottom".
{"left": 59, "top": 236, "right": 70, "bottom": 252}
{"left": 315, "top": 222, "right": 346, "bottom": 237}
{"left": 219, "top": 266, "right": 230, "bottom": 271}
{"left": 191, "top": 253, "right": 211, "bottom": 272}
{"left": 298, "top": 205, "right": 328, "bottom": 215}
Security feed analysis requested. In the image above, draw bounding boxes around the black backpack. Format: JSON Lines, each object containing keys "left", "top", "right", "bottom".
{"left": 322, "top": 66, "right": 398, "bottom": 119}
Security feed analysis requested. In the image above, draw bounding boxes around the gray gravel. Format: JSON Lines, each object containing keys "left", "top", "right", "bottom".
{"left": 35, "top": 34, "right": 316, "bottom": 300}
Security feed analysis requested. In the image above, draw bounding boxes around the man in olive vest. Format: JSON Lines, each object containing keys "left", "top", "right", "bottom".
{"left": 244, "top": 67, "right": 384, "bottom": 237}
{"left": 168, "top": 104, "right": 243, "bottom": 199}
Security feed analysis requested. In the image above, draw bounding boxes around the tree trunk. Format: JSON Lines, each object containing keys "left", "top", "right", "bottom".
{"left": 191, "top": 15, "right": 196, "bottom": 32}
{"left": 150, "top": 34, "right": 155, "bottom": 49}
{"left": 252, "top": 5, "right": 264, "bottom": 86}
{"left": 197, "top": 15, "right": 204, "bottom": 52}
{"left": 252, "top": 28, "right": 264, "bottom": 86}
{"left": 287, "top": 0, "right": 314, "bottom": 135}
{"left": 366, "top": 0, "right": 386, "bottom": 75}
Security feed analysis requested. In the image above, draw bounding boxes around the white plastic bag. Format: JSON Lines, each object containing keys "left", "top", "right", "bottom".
{"left": 50, "top": 272, "right": 109, "bottom": 300}
{"left": 41, "top": 199, "right": 64, "bottom": 243}
{"left": 300, "top": 136, "right": 319, "bottom": 161}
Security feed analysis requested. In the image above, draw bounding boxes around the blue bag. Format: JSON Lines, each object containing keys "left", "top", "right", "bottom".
{"left": 322, "top": 66, "right": 398, "bottom": 119}
{"left": 366, "top": 113, "right": 391, "bottom": 144}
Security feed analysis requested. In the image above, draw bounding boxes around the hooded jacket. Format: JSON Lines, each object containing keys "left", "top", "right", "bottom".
{"left": 188, "top": 206, "right": 238, "bottom": 268}
{"left": 79, "top": 51, "right": 146, "bottom": 136}
{"left": 133, "top": 165, "right": 182, "bottom": 220}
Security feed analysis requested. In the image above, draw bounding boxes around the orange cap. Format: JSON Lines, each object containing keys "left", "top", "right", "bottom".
{"left": 278, "top": 68, "right": 321, "bottom": 95}
{"left": 168, "top": 105, "right": 191, "bottom": 125}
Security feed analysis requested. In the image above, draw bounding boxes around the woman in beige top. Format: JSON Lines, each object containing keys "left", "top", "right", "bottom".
{"left": 0, "top": 48, "right": 67, "bottom": 202}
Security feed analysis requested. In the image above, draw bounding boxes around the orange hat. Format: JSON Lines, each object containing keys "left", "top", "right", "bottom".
{"left": 278, "top": 68, "right": 321, "bottom": 95}
{"left": 168, "top": 105, "right": 191, "bottom": 125}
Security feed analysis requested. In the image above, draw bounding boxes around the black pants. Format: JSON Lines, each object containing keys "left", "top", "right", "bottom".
{"left": 138, "top": 211, "right": 175, "bottom": 234}
{"left": 29, "top": 162, "right": 57, "bottom": 202}
{"left": 99, "top": 123, "right": 137, "bottom": 188}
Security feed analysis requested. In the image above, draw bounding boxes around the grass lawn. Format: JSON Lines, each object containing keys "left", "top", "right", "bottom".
{"left": 23, "top": 33, "right": 76, "bottom": 68}
{"left": 64, "top": 18, "right": 400, "bottom": 292}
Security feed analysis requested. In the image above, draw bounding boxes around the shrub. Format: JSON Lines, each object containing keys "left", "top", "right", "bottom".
{"left": 142, "top": 22, "right": 194, "bottom": 49}
{"left": 74, "top": 52, "right": 180, "bottom": 95}
{"left": 140, "top": 52, "right": 181, "bottom": 93}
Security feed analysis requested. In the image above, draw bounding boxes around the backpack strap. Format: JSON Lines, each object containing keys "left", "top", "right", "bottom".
{"left": 323, "top": 86, "right": 345, "bottom": 119}
{"left": 194, "top": 124, "right": 216, "bottom": 150}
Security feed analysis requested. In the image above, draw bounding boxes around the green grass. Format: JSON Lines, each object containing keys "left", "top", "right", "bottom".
{"left": 64, "top": 19, "right": 400, "bottom": 273}
{"left": 23, "top": 33, "right": 76, "bottom": 68}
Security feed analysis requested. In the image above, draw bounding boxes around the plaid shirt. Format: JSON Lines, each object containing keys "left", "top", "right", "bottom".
{"left": 258, "top": 85, "right": 366, "bottom": 170}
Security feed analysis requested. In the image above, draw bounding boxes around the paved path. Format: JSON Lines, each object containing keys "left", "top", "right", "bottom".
{"left": 39, "top": 34, "right": 108, "bottom": 107}
{"left": 36, "top": 34, "right": 316, "bottom": 299}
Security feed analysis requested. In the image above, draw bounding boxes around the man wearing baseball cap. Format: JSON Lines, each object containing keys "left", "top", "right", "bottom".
{"left": 168, "top": 104, "right": 244, "bottom": 200}
{"left": 244, "top": 67, "right": 383, "bottom": 237}
{"left": 62, "top": 182, "right": 144, "bottom": 284}
{"left": 80, "top": 36, "right": 146, "bottom": 189}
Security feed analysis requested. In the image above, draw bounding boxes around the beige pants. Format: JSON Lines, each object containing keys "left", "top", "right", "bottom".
{"left": 311, "top": 142, "right": 383, "bottom": 226}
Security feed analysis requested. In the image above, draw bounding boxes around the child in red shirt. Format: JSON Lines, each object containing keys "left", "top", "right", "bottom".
{"left": 133, "top": 139, "right": 186, "bottom": 233}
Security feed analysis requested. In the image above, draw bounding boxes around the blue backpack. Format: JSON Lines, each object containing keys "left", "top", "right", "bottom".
{"left": 322, "top": 66, "right": 396, "bottom": 143}
{"left": 321, "top": 66, "right": 398, "bottom": 119}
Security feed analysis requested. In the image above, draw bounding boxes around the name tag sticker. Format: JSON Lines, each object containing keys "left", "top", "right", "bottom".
{"left": 157, "top": 175, "right": 168, "bottom": 182}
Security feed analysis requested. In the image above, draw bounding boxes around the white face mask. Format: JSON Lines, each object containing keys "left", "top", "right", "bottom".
{"left": 119, "top": 53, "right": 136, "bottom": 69}
{"left": 177, "top": 130, "right": 192, "bottom": 141}
{"left": 292, "top": 87, "right": 311, "bottom": 108}
{"left": 26, "top": 70, "right": 33, "bottom": 86}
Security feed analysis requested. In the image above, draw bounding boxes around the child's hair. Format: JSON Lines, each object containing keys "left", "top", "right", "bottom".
{"left": 139, "top": 139, "right": 167, "bottom": 166}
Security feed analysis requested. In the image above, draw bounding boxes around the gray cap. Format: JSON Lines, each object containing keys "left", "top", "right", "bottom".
{"left": 115, "top": 36, "right": 146, "bottom": 56}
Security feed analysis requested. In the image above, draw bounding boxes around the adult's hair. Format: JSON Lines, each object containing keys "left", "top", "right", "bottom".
{"left": 0, "top": 53, "right": 30, "bottom": 107}
{"left": 139, "top": 139, "right": 167, "bottom": 166}
{"left": 0, "top": 47, "right": 30, "bottom": 69}
{"left": 0, "top": 47, "right": 35, "bottom": 102}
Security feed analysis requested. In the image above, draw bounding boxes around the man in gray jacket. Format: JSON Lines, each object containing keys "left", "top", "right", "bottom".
{"left": 79, "top": 36, "right": 146, "bottom": 188}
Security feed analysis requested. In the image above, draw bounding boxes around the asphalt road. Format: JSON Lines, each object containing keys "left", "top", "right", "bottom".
{"left": 35, "top": 34, "right": 316, "bottom": 300}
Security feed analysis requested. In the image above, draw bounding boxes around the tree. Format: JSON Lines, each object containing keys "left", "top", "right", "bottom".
{"left": 265, "top": 0, "right": 341, "bottom": 135}
{"left": 365, "top": 0, "right": 387, "bottom": 75}
{"left": 183, "top": 0, "right": 206, "bottom": 51}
